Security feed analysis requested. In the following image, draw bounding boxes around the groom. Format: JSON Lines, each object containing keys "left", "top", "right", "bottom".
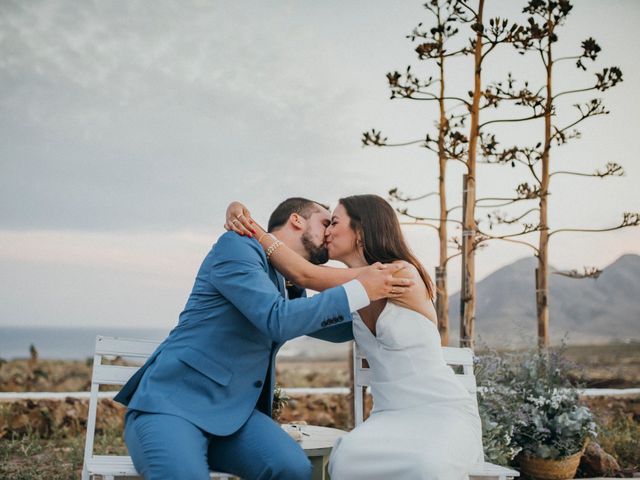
{"left": 114, "top": 197, "right": 410, "bottom": 479}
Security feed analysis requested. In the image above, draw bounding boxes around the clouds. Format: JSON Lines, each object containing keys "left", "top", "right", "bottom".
{"left": 0, "top": 0, "right": 370, "bottom": 135}
{"left": 1, "top": 0, "right": 385, "bottom": 230}
{"left": 1, "top": 0, "right": 638, "bottom": 232}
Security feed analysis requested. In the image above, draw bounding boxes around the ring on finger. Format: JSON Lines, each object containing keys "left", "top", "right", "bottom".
{"left": 232, "top": 219, "right": 241, "bottom": 225}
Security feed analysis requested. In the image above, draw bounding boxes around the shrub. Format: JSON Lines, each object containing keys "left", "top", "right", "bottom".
{"left": 476, "top": 344, "right": 596, "bottom": 462}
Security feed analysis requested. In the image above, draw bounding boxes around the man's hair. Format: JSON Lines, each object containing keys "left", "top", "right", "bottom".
{"left": 268, "top": 197, "right": 329, "bottom": 232}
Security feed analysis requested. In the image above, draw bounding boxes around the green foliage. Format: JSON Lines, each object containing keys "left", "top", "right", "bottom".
{"left": 272, "top": 383, "right": 289, "bottom": 422}
{"left": 476, "top": 345, "right": 596, "bottom": 463}
{"left": 475, "top": 352, "right": 523, "bottom": 464}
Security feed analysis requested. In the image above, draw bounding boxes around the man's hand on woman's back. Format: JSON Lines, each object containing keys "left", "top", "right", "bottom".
{"left": 356, "top": 262, "right": 414, "bottom": 301}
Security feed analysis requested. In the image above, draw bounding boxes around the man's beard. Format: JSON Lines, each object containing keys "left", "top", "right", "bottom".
{"left": 301, "top": 231, "right": 329, "bottom": 265}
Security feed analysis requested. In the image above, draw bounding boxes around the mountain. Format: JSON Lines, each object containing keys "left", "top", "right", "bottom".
{"left": 447, "top": 254, "right": 640, "bottom": 346}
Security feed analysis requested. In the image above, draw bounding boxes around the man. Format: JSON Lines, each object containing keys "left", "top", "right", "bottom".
{"left": 114, "top": 197, "right": 411, "bottom": 479}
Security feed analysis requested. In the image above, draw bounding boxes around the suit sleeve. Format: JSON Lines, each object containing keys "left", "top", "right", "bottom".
{"left": 294, "top": 288, "right": 354, "bottom": 343}
{"left": 307, "top": 323, "right": 354, "bottom": 343}
{"left": 209, "top": 232, "right": 351, "bottom": 343}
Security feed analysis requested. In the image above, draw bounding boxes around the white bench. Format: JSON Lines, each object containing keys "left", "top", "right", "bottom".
{"left": 353, "top": 345, "right": 520, "bottom": 480}
{"left": 82, "top": 335, "right": 236, "bottom": 480}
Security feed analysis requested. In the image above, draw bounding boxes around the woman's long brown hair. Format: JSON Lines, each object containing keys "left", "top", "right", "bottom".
{"left": 339, "top": 194, "right": 435, "bottom": 300}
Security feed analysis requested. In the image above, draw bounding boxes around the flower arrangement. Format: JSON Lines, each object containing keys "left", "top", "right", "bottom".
{"left": 476, "top": 344, "right": 597, "bottom": 464}
{"left": 515, "top": 388, "right": 595, "bottom": 459}
{"left": 475, "top": 352, "right": 523, "bottom": 465}
{"left": 272, "top": 383, "right": 289, "bottom": 421}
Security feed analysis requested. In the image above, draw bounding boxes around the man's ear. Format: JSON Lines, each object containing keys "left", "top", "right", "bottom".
{"left": 289, "top": 213, "right": 304, "bottom": 231}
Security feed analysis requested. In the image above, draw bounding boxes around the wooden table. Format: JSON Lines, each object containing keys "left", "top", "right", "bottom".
{"left": 293, "top": 425, "right": 347, "bottom": 480}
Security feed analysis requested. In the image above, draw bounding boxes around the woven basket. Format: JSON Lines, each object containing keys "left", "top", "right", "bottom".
{"left": 518, "top": 449, "right": 584, "bottom": 480}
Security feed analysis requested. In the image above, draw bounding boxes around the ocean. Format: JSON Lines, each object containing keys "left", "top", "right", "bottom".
{"left": 0, "top": 326, "right": 170, "bottom": 360}
{"left": 0, "top": 326, "right": 351, "bottom": 361}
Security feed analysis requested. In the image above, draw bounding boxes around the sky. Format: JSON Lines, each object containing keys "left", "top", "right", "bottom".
{"left": 1, "top": 0, "right": 639, "bottom": 329}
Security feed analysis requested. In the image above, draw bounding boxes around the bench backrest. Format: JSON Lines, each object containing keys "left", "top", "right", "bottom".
{"left": 353, "top": 344, "right": 477, "bottom": 425}
{"left": 85, "top": 338, "right": 477, "bottom": 459}
{"left": 83, "top": 336, "right": 161, "bottom": 465}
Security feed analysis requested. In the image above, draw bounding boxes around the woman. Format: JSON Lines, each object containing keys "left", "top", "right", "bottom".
{"left": 226, "top": 195, "right": 484, "bottom": 479}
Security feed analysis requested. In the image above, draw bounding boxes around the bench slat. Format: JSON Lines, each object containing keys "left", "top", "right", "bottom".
{"left": 356, "top": 370, "right": 476, "bottom": 394}
{"left": 354, "top": 369, "right": 372, "bottom": 387}
{"left": 86, "top": 456, "right": 519, "bottom": 479}
{"left": 91, "top": 364, "right": 139, "bottom": 385}
{"left": 470, "top": 461, "right": 520, "bottom": 476}
{"left": 442, "top": 346, "right": 474, "bottom": 365}
{"left": 86, "top": 456, "right": 138, "bottom": 475}
{"left": 95, "top": 336, "right": 161, "bottom": 357}
{"left": 87, "top": 456, "right": 236, "bottom": 479}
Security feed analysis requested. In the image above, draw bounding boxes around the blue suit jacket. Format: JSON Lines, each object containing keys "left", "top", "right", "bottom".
{"left": 114, "top": 232, "right": 353, "bottom": 435}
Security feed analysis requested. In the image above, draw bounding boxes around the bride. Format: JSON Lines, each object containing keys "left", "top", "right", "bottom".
{"left": 226, "top": 194, "right": 484, "bottom": 479}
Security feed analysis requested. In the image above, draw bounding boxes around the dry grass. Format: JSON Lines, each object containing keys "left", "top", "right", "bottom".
{"left": 0, "top": 359, "right": 92, "bottom": 393}
{"left": 563, "top": 343, "right": 640, "bottom": 388}
{"left": 0, "top": 429, "right": 127, "bottom": 479}
{"left": 583, "top": 396, "right": 640, "bottom": 471}
{"left": 0, "top": 433, "right": 82, "bottom": 479}
{"left": 0, "top": 343, "right": 638, "bottom": 477}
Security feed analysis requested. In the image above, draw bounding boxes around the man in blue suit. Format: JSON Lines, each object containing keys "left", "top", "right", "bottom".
{"left": 114, "top": 197, "right": 409, "bottom": 479}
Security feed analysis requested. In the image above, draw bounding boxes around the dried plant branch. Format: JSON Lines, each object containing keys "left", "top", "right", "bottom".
{"left": 552, "top": 267, "right": 602, "bottom": 279}
{"left": 398, "top": 208, "right": 464, "bottom": 226}
{"left": 443, "top": 251, "right": 463, "bottom": 266}
{"left": 549, "top": 213, "right": 640, "bottom": 237}
{"left": 388, "top": 188, "right": 439, "bottom": 203}
{"left": 475, "top": 234, "right": 540, "bottom": 253}
{"left": 550, "top": 162, "right": 624, "bottom": 178}
{"left": 477, "top": 223, "right": 542, "bottom": 240}
{"left": 399, "top": 220, "right": 439, "bottom": 233}
{"left": 486, "top": 208, "right": 541, "bottom": 227}
{"left": 480, "top": 112, "right": 545, "bottom": 129}
{"left": 456, "top": 0, "right": 477, "bottom": 18}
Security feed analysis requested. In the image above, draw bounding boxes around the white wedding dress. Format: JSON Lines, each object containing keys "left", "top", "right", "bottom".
{"left": 329, "top": 301, "right": 485, "bottom": 480}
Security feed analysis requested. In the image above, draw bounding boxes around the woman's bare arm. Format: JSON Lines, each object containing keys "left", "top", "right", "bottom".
{"left": 224, "top": 201, "right": 365, "bottom": 290}
{"left": 389, "top": 261, "right": 437, "bottom": 325}
{"left": 267, "top": 238, "right": 365, "bottom": 291}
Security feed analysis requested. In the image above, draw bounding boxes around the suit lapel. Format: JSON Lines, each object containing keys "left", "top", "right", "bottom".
{"left": 268, "top": 264, "right": 286, "bottom": 297}
{"left": 286, "top": 283, "right": 306, "bottom": 299}
{"left": 275, "top": 271, "right": 286, "bottom": 297}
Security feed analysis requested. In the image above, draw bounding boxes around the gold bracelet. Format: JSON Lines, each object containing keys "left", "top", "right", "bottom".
{"left": 265, "top": 240, "right": 284, "bottom": 259}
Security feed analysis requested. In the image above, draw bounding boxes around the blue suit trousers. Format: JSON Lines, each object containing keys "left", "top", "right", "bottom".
{"left": 124, "top": 410, "right": 312, "bottom": 480}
